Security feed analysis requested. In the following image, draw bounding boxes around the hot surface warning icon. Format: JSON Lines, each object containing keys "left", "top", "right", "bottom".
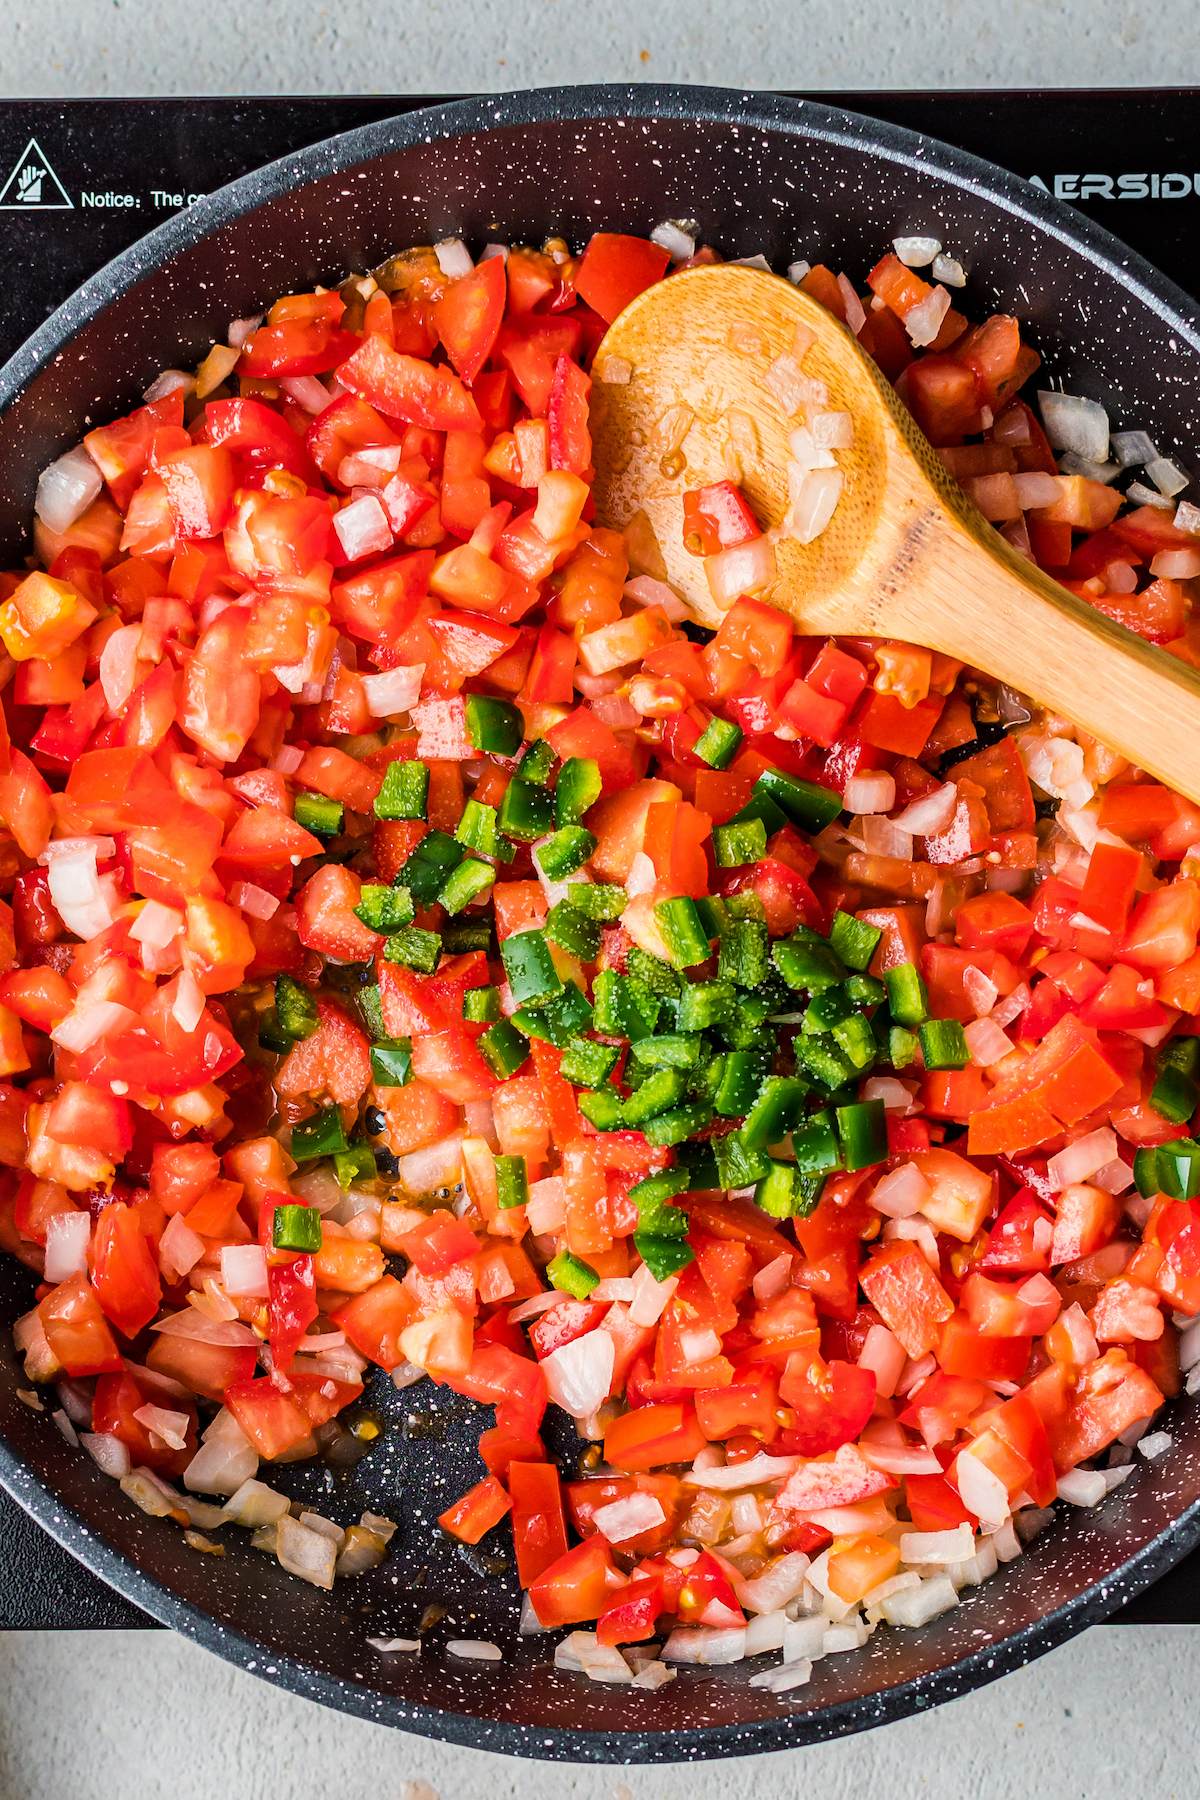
{"left": 0, "top": 138, "right": 73, "bottom": 210}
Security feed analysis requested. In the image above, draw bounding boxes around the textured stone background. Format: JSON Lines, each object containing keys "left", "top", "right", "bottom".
{"left": 1, "top": 4, "right": 1199, "bottom": 1795}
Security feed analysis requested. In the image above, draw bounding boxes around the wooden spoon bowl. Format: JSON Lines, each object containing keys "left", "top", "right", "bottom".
{"left": 590, "top": 263, "right": 1200, "bottom": 803}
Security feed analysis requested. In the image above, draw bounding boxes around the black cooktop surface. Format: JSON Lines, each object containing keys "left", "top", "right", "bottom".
{"left": 0, "top": 88, "right": 1196, "bottom": 1630}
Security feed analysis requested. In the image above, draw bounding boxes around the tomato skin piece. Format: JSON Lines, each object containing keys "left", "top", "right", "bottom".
{"left": 508, "top": 1459, "right": 570, "bottom": 1586}
{"left": 776, "top": 1353, "right": 877, "bottom": 1456}
{"left": 575, "top": 233, "right": 671, "bottom": 325}
{"left": 224, "top": 1375, "right": 315, "bottom": 1459}
{"left": 336, "top": 334, "right": 483, "bottom": 432}
{"left": 431, "top": 253, "right": 507, "bottom": 384}
{"left": 90, "top": 1202, "right": 162, "bottom": 1341}
{"left": 37, "top": 1272, "right": 124, "bottom": 1377}
{"left": 438, "top": 1474, "right": 512, "bottom": 1545}
{"left": 859, "top": 1242, "right": 955, "bottom": 1358}
{"left": 331, "top": 1274, "right": 417, "bottom": 1371}
{"left": 604, "top": 1402, "right": 708, "bottom": 1472}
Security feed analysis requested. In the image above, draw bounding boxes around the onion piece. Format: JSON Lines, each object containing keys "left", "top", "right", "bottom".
{"left": 133, "top": 1404, "right": 191, "bottom": 1451}
{"left": 685, "top": 1451, "right": 800, "bottom": 1491}
{"left": 227, "top": 882, "right": 279, "bottom": 921}
{"left": 623, "top": 575, "right": 689, "bottom": 622}
{"left": 871, "top": 1164, "right": 930, "bottom": 1220}
{"left": 893, "top": 781, "right": 957, "bottom": 834}
{"left": 171, "top": 968, "right": 205, "bottom": 1034}
{"left": 46, "top": 848, "right": 114, "bottom": 942}
{"left": 1038, "top": 390, "right": 1109, "bottom": 462}
{"left": 904, "top": 285, "right": 951, "bottom": 347}
{"left": 844, "top": 770, "right": 896, "bottom": 815}
{"left": 1151, "top": 548, "right": 1200, "bottom": 579}
{"left": 1048, "top": 1127, "right": 1118, "bottom": 1191}
{"left": 963, "top": 1015, "right": 1012, "bottom": 1067}
{"left": 51, "top": 1001, "right": 138, "bottom": 1054}
{"left": 857, "top": 1324, "right": 908, "bottom": 1398}
{"left": 150, "top": 1310, "right": 260, "bottom": 1347}
{"left": 593, "top": 1492, "right": 666, "bottom": 1543}
{"left": 434, "top": 238, "right": 474, "bottom": 279}
{"left": 540, "top": 1330, "right": 615, "bottom": 1419}
{"left": 44, "top": 1210, "right": 91, "bottom": 1282}
{"left": 361, "top": 664, "right": 424, "bottom": 717}
{"left": 954, "top": 1452, "right": 1009, "bottom": 1528}
{"left": 36, "top": 445, "right": 103, "bottom": 533}
{"left": 333, "top": 494, "right": 392, "bottom": 562}
{"left": 705, "top": 535, "right": 777, "bottom": 607}
{"left": 279, "top": 375, "right": 332, "bottom": 413}
{"left": 80, "top": 1432, "right": 132, "bottom": 1478}
{"left": 893, "top": 235, "right": 941, "bottom": 267}
{"left": 159, "top": 1213, "right": 206, "bottom": 1283}
{"left": 220, "top": 1243, "right": 269, "bottom": 1298}
{"left": 1012, "top": 471, "right": 1064, "bottom": 509}
{"left": 129, "top": 899, "right": 185, "bottom": 947}
{"left": 782, "top": 466, "right": 843, "bottom": 545}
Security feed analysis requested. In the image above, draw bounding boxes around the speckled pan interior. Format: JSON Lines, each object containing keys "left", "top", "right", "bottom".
{"left": 1, "top": 83, "right": 1199, "bottom": 1765}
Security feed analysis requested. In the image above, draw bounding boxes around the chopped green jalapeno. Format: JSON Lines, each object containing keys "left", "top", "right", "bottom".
{"left": 374, "top": 759, "right": 429, "bottom": 820}
{"left": 272, "top": 1204, "right": 323, "bottom": 1253}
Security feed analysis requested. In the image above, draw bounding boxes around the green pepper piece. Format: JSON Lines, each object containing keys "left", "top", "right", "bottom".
{"left": 374, "top": 759, "right": 429, "bottom": 821}
{"left": 495, "top": 1155, "right": 529, "bottom": 1211}
{"left": 634, "top": 1234, "right": 696, "bottom": 1281}
{"left": 752, "top": 768, "right": 843, "bottom": 833}
{"left": 564, "top": 883, "right": 627, "bottom": 922}
{"left": 477, "top": 1018, "right": 530, "bottom": 1079}
{"left": 443, "top": 917, "right": 494, "bottom": 954}
{"left": 463, "top": 986, "right": 502, "bottom": 1023}
{"left": 796, "top": 1170, "right": 828, "bottom": 1218}
{"left": 676, "top": 980, "right": 734, "bottom": 1032}
{"left": 728, "top": 792, "right": 790, "bottom": 837}
{"left": 828, "top": 909, "right": 883, "bottom": 972}
{"left": 693, "top": 714, "right": 744, "bottom": 770}
{"left": 577, "top": 1086, "right": 626, "bottom": 1131}
{"left": 272, "top": 1203, "right": 323, "bottom": 1253}
{"left": 370, "top": 1037, "right": 413, "bottom": 1087}
{"left": 519, "top": 739, "right": 556, "bottom": 785}
{"left": 626, "top": 948, "right": 681, "bottom": 999}
{"left": 755, "top": 1160, "right": 800, "bottom": 1219}
{"left": 381, "top": 925, "right": 442, "bottom": 974}
{"left": 718, "top": 917, "right": 769, "bottom": 989}
{"left": 455, "top": 799, "right": 502, "bottom": 857}
{"left": 334, "top": 1140, "right": 377, "bottom": 1189}
{"left": 257, "top": 1009, "right": 292, "bottom": 1054}
{"left": 1158, "top": 1035, "right": 1200, "bottom": 1080}
{"left": 1133, "top": 1144, "right": 1162, "bottom": 1198}
{"left": 464, "top": 693, "right": 524, "bottom": 757}
{"left": 792, "top": 1108, "right": 845, "bottom": 1177}
{"left": 714, "top": 1049, "right": 767, "bottom": 1117}
{"left": 290, "top": 1108, "right": 349, "bottom": 1160}
{"left": 885, "top": 962, "right": 930, "bottom": 1028}
{"left": 693, "top": 895, "right": 729, "bottom": 940}
{"left": 628, "top": 1169, "right": 692, "bottom": 1213}
{"left": 832, "top": 1011, "right": 877, "bottom": 1072}
{"left": 500, "top": 929, "right": 562, "bottom": 1008}
{"left": 643, "top": 1102, "right": 713, "bottom": 1147}
{"left": 918, "top": 1018, "right": 970, "bottom": 1071}
{"left": 592, "top": 969, "right": 659, "bottom": 1040}
{"left": 357, "top": 983, "right": 387, "bottom": 1040}
{"left": 889, "top": 1026, "right": 920, "bottom": 1070}
{"left": 554, "top": 756, "right": 603, "bottom": 826}
{"left": 742, "top": 1075, "right": 809, "bottom": 1151}
{"left": 536, "top": 826, "right": 598, "bottom": 881}
{"left": 713, "top": 1132, "right": 773, "bottom": 1189}
{"left": 836, "top": 1098, "right": 889, "bottom": 1171}
{"left": 630, "top": 1033, "right": 705, "bottom": 1069}
{"left": 397, "top": 830, "right": 464, "bottom": 904}
{"left": 654, "top": 897, "right": 715, "bottom": 970}
{"left": 1150, "top": 1063, "right": 1199, "bottom": 1124}
{"left": 353, "top": 884, "right": 416, "bottom": 934}
{"left": 498, "top": 778, "right": 555, "bottom": 844}
{"left": 716, "top": 990, "right": 779, "bottom": 1051}
{"left": 560, "top": 1038, "right": 620, "bottom": 1088}
{"left": 544, "top": 900, "right": 602, "bottom": 961}
{"left": 678, "top": 1140, "right": 721, "bottom": 1190}
{"left": 513, "top": 980, "right": 594, "bottom": 1047}
{"left": 845, "top": 972, "right": 887, "bottom": 1007}
{"left": 1158, "top": 1138, "right": 1200, "bottom": 1200}
{"left": 548, "top": 1251, "right": 600, "bottom": 1298}
{"left": 438, "top": 858, "right": 496, "bottom": 915}
{"left": 793, "top": 1034, "right": 855, "bottom": 1089}
{"left": 275, "top": 974, "right": 320, "bottom": 1040}
{"left": 294, "top": 791, "right": 343, "bottom": 837}
{"left": 772, "top": 932, "right": 846, "bottom": 993}
{"left": 713, "top": 816, "right": 768, "bottom": 868}
{"left": 623, "top": 1066, "right": 690, "bottom": 1125}
{"left": 804, "top": 986, "right": 857, "bottom": 1034}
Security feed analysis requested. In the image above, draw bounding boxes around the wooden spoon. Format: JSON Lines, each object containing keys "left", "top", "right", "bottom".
{"left": 590, "top": 263, "right": 1200, "bottom": 804}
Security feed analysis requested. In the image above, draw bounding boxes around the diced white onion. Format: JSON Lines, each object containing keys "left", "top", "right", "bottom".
{"left": 623, "top": 575, "right": 690, "bottom": 622}
{"left": 629, "top": 1263, "right": 679, "bottom": 1327}
{"left": 783, "top": 466, "right": 843, "bottom": 545}
{"left": 228, "top": 882, "right": 279, "bottom": 921}
{"left": 904, "top": 285, "right": 951, "bottom": 347}
{"left": 434, "top": 238, "right": 474, "bottom": 280}
{"left": 893, "top": 235, "right": 941, "bottom": 267}
{"left": 900, "top": 1523, "right": 976, "bottom": 1565}
{"left": 1138, "top": 1430, "right": 1173, "bottom": 1460}
{"left": 871, "top": 1164, "right": 931, "bottom": 1220}
{"left": 1013, "top": 471, "right": 1064, "bottom": 509}
{"left": 46, "top": 848, "right": 113, "bottom": 942}
{"left": 679, "top": 1326, "right": 722, "bottom": 1366}
{"left": 881, "top": 1575, "right": 959, "bottom": 1627}
{"left": 1110, "top": 428, "right": 1158, "bottom": 467}
{"left": 129, "top": 899, "right": 185, "bottom": 947}
{"left": 447, "top": 1639, "right": 504, "bottom": 1662}
{"left": 751, "top": 1253, "right": 792, "bottom": 1303}
{"left": 361, "top": 664, "right": 424, "bottom": 717}
{"left": 1056, "top": 1468, "right": 1108, "bottom": 1507}
{"left": 651, "top": 221, "right": 696, "bottom": 262}
{"left": 525, "top": 1177, "right": 566, "bottom": 1237}
{"left": 151, "top": 1310, "right": 259, "bottom": 1347}
{"left": 844, "top": 771, "right": 896, "bottom": 815}
{"left": 963, "top": 1015, "right": 1012, "bottom": 1066}
{"left": 590, "top": 1278, "right": 636, "bottom": 1303}
{"left": 932, "top": 253, "right": 965, "bottom": 287}
{"left": 893, "top": 781, "right": 958, "bottom": 834}
{"left": 787, "top": 260, "right": 811, "bottom": 285}
{"left": 811, "top": 410, "right": 855, "bottom": 450}
{"left": 1060, "top": 1301, "right": 1099, "bottom": 1365}
{"left": 863, "top": 1441, "right": 943, "bottom": 1477}
{"left": 51, "top": 1000, "right": 138, "bottom": 1053}
{"left": 80, "top": 1432, "right": 132, "bottom": 1478}
{"left": 159, "top": 1213, "right": 206, "bottom": 1282}
{"left": 991, "top": 982, "right": 1031, "bottom": 1029}
{"left": 1146, "top": 456, "right": 1189, "bottom": 497}
{"left": 684, "top": 1452, "right": 800, "bottom": 1491}
{"left": 144, "top": 368, "right": 197, "bottom": 400}
{"left": 954, "top": 1453, "right": 1009, "bottom": 1528}
{"left": 735, "top": 1552, "right": 812, "bottom": 1617}
{"left": 279, "top": 375, "right": 333, "bottom": 413}
{"left": 1037, "top": 390, "right": 1110, "bottom": 462}
{"left": 836, "top": 274, "right": 867, "bottom": 335}
{"left": 396, "top": 1132, "right": 464, "bottom": 1198}
{"left": 593, "top": 1492, "right": 666, "bottom": 1543}
{"left": 1048, "top": 1127, "right": 1118, "bottom": 1191}
{"left": 857, "top": 1323, "right": 908, "bottom": 1398}
{"left": 333, "top": 495, "right": 392, "bottom": 563}
{"left": 663, "top": 1627, "right": 747, "bottom": 1665}
{"left": 184, "top": 1409, "right": 259, "bottom": 1496}
{"left": 172, "top": 968, "right": 206, "bottom": 1034}
{"left": 1127, "top": 481, "right": 1175, "bottom": 510}
{"left": 540, "top": 1330, "right": 615, "bottom": 1419}
{"left": 43, "top": 1210, "right": 91, "bottom": 1282}
{"left": 1151, "top": 548, "right": 1200, "bottom": 579}
{"left": 133, "top": 1404, "right": 191, "bottom": 1452}
{"left": 705, "top": 535, "right": 777, "bottom": 607}
{"left": 861, "top": 1075, "right": 917, "bottom": 1114}
{"left": 1091, "top": 1158, "right": 1133, "bottom": 1195}
{"left": 221, "top": 1244, "right": 269, "bottom": 1298}
{"left": 1173, "top": 499, "right": 1200, "bottom": 534}
{"left": 36, "top": 445, "right": 103, "bottom": 533}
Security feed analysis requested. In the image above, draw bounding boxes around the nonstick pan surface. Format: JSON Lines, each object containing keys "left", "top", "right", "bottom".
{"left": 1, "top": 84, "right": 1199, "bottom": 1764}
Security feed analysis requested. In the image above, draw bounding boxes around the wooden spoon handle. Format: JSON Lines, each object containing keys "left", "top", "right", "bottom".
{"left": 881, "top": 522, "right": 1200, "bottom": 801}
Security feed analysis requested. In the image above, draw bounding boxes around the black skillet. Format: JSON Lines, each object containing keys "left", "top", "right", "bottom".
{"left": 0, "top": 84, "right": 1198, "bottom": 1764}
